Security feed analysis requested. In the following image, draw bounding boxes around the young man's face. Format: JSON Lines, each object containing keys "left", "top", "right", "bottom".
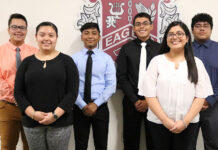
{"left": 8, "top": 18, "right": 27, "bottom": 46}
{"left": 81, "top": 28, "right": 101, "bottom": 50}
{"left": 133, "top": 17, "right": 153, "bottom": 42}
{"left": 192, "top": 21, "right": 212, "bottom": 43}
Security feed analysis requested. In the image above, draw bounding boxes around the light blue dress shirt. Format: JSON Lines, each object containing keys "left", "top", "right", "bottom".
{"left": 72, "top": 47, "right": 116, "bottom": 109}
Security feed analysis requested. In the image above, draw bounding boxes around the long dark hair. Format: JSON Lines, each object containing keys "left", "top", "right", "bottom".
{"left": 160, "top": 21, "right": 198, "bottom": 84}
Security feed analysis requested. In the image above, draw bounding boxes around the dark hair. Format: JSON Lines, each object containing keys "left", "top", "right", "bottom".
{"left": 133, "top": 12, "right": 152, "bottom": 25}
{"left": 8, "top": 13, "right": 28, "bottom": 27}
{"left": 80, "top": 22, "right": 100, "bottom": 33}
{"left": 160, "top": 21, "right": 198, "bottom": 84}
{"left": 36, "top": 21, "right": 58, "bottom": 36}
{"left": 191, "top": 13, "right": 213, "bottom": 30}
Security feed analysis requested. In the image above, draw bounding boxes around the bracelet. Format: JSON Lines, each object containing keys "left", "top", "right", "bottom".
{"left": 32, "top": 111, "right": 35, "bottom": 120}
{"left": 182, "top": 119, "right": 188, "bottom": 128}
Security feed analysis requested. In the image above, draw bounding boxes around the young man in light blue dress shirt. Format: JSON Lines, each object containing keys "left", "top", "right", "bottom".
{"left": 72, "top": 22, "right": 116, "bottom": 150}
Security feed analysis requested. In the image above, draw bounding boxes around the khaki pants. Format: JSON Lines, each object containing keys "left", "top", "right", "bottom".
{"left": 0, "top": 101, "right": 29, "bottom": 150}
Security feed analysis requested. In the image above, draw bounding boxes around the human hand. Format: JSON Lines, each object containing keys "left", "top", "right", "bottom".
{"left": 162, "top": 117, "right": 175, "bottom": 130}
{"left": 134, "top": 100, "right": 148, "bottom": 112}
{"left": 202, "top": 100, "right": 209, "bottom": 111}
{"left": 33, "top": 111, "right": 47, "bottom": 121}
{"left": 170, "top": 120, "right": 187, "bottom": 134}
{"left": 83, "top": 103, "right": 98, "bottom": 116}
{"left": 38, "top": 112, "right": 56, "bottom": 125}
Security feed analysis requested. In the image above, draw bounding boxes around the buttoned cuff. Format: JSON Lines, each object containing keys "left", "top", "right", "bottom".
{"left": 75, "top": 100, "right": 87, "bottom": 110}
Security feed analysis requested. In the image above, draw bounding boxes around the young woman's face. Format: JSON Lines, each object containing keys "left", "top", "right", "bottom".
{"left": 36, "top": 26, "right": 57, "bottom": 51}
{"left": 167, "top": 25, "right": 189, "bottom": 51}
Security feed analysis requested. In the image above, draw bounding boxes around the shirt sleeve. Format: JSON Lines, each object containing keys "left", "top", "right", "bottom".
{"left": 207, "top": 85, "right": 218, "bottom": 106}
{"left": 75, "top": 94, "right": 87, "bottom": 109}
{"left": 195, "top": 58, "right": 213, "bottom": 99}
{"left": 206, "top": 65, "right": 218, "bottom": 106}
{"left": 14, "top": 58, "right": 31, "bottom": 113}
{"left": 94, "top": 56, "right": 116, "bottom": 107}
{"left": 143, "top": 57, "right": 158, "bottom": 97}
{"left": 58, "top": 56, "right": 79, "bottom": 113}
{"left": 72, "top": 55, "right": 88, "bottom": 110}
{"left": 116, "top": 46, "right": 138, "bottom": 103}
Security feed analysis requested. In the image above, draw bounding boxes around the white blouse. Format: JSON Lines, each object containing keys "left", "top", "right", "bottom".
{"left": 143, "top": 54, "right": 213, "bottom": 124}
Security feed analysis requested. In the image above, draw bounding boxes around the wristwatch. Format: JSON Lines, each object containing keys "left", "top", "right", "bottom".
{"left": 52, "top": 112, "right": 59, "bottom": 120}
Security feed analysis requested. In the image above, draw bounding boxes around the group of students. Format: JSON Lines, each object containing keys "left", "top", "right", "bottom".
{"left": 0, "top": 11, "right": 217, "bottom": 150}
{"left": 117, "top": 12, "right": 217, "bottom": 150}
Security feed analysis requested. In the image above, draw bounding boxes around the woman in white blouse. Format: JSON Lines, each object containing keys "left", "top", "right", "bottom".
{"left": 143, "top": 21, "right": 213, "bottom": 150}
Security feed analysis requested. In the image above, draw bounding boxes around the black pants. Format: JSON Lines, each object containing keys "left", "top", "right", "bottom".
{"left": 73, "top": 103, "right": 109, "bottom": 150}
{"left": 193, "top": 102, "right": 218, "bottom": 150}
{"left": 123, "top": 96, "right": 151, "bottom": 150}
{"left": 147, "top": 120, "right": 199, "bottom": 150}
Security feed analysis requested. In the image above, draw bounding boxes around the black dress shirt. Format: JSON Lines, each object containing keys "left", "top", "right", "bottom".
{"left": 116, "top": 38, "right": 160, "bottom": 103}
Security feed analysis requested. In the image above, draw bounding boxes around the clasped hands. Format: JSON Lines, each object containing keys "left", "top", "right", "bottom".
{"left": 33, "top": 111, "right": 56, "bottom": 125}
{"left": 162, "top": 117, "right": 187, "bottom": 134}
{"left": 202, "top": 100, "right": 209, "bottom": 110}
{"left": 134, "top": 100, "right": 148, "bottom": 112}
{"left": 82, "top": 102, "right": 98, "bottom": 117}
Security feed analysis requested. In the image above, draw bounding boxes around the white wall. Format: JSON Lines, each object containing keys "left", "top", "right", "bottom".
{"left": 0, "top": 0, "right": 217, "bottom": 149}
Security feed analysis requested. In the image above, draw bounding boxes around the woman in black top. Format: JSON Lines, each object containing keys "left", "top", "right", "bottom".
{"left": 14, "top": 22, "right": 79, "bottom": 150}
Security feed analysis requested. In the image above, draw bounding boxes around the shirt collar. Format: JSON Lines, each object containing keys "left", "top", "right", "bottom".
{"left": 82, "top": 47, "right": 99, "bottom": 55}
{"left": 193, "top": 39, "right": 212, "bottom": 48}
{"left": 135, "top": 38, "right": 152, "bottom": 47}
{"left": 7, "top": 40, "right": 26, "bottom": 51}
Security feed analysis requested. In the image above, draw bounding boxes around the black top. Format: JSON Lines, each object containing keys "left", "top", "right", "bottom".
{"left": 116, "top": 38, "right": 160, "bottom": 103}
{"left": 14, "top": 53, "right": 79, "bottom": 127}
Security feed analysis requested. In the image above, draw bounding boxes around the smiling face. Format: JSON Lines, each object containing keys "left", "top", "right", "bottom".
{"left": 133, "top": 17, "right": 153, "bottom": 42}
{"left": 192, "top": 21, "right": 212, "bottom": 43}
{"left": 35, "top": 26, "right": 57, "bottom": 51}
{"left": 8, "top": 18, "right": 27, "bottom": 46}
{"left": 81, "top": 28, "right": 101, "bottom": 50}
{"left": 167, "top": 25, "right": 189, "bottom": 52}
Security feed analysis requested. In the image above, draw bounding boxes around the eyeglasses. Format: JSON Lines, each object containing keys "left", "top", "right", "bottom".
{"left": 167, "top": 32, "right": 185, "bottom": 38}
{"left": 194, "top": 23, "right": 210, "bottom": 29}
{"left": 134, "top": 21, "right": 151, "bottom": 27}
{"left": 10, "top": 25, "right": 27, "bottom": 31}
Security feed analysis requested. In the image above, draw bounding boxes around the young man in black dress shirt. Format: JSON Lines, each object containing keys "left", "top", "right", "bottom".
{"left": 116, "top": 12, "right": 160, "bottom": 150}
